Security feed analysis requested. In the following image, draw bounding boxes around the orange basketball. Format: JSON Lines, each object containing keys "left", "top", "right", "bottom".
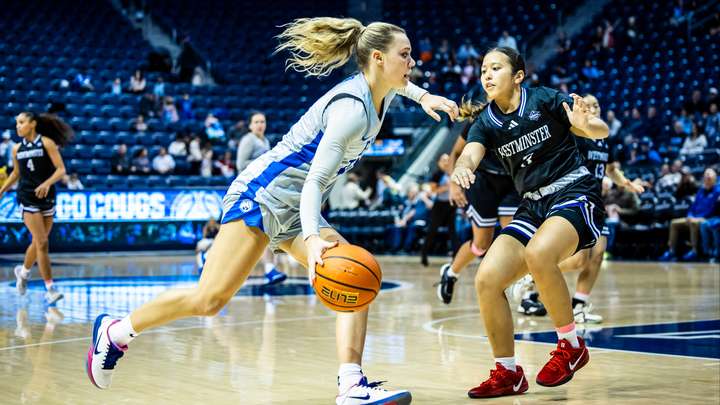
{"left": 312, "top": 244, "right": 382, "bottom": 312}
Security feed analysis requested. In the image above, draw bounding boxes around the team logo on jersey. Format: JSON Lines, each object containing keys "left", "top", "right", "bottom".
{"left": 508, "top": 120, "right": 519, "bottom": 129}
{"left": 528, "top": 110, "right": 541, "bottom": 121}
{"left": 239, "top": 199, "right": 253, "bottom": 213}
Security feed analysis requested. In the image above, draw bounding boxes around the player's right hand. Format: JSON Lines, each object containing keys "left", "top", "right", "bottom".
{"left": 451, "top": 167, "right": 475, "bottom": 189}
{"left": 449, "top": 181, "right": 468, "bottom": 207}
{"left": 304, "top": 235, "right": 339, "bottom": 284}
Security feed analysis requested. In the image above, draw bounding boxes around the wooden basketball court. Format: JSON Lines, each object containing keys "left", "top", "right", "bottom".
{"left": 0, "top": 252, "right": 718, "bottom": 404}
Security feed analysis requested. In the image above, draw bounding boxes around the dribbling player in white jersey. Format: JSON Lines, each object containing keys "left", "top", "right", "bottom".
{"left": 86, "top": 17, "right": 458, "bottom": 405}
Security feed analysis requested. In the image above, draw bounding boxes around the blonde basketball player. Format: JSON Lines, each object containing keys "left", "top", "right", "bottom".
{"left": 86, "top": 17, "right": 458, "bottom": 405}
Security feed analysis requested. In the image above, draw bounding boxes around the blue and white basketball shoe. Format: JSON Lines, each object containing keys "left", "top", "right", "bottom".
{"left": 336, "top": 377, "right": 412, "bottom": 405}
{"left": 86, "top": 314, "right": 127, "bottom": 389}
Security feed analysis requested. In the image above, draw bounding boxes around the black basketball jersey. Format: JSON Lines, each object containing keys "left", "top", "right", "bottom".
{"left": 459, "top": 121, "right": 507, "bottom": 175}
{"left": 467, "top": 86, "right": 585, "bottom": 194}
{"left": 575, "top": 137, "right": 611, "bottom": 181}
{"left": 16, "top": 135, "right": 56, "bottom": 202}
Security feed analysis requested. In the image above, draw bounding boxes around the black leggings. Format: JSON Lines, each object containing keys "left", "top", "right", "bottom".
{"left": 422, "top": 200, "right": 456, "bottom": 258}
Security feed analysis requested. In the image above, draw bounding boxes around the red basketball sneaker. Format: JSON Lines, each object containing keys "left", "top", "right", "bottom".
{"left": 536, "top": 336, "right": 590, "bottom": 387}
{"left": 467, "top": 363, "right": 528, "bottom": 398}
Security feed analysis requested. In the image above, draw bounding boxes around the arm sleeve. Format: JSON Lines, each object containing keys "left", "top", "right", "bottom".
{"left": 235, "top": 135, "right": 254, "bottom": 171}
{"left": 395, "top": 81, "right": 428, "bottom": 103}
{"left": 300, "top": 98, "right": 368, "bottom": 239}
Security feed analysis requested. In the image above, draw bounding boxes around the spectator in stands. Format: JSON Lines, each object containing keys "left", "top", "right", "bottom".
{"left": 606, "top": 110, "right": 622, "bottom": 138}
{"left": 215, "top": 151, "right": 235, "bottom": 178}
{"left": 435, "top": 39, "right": 452, "bottom": 63}
{"left": 162, "top": 96, "right": 179, "bottom": 123}
{"left": 684, "top": 89, "right": 706, "bottom": 117}
{"left": 656, "top": 159, "right": 683, "bottom": 192}
{"left": 153, "top": 77, "right": 165, "bottom": 98}
{"left": 700, "top": 198, "right": 720, "bottom": 263}
{"left": 168, "top": 133, "right": 188, "bottom": 158}
{"left": 179, "top": 93, "right": 194, "bottom": 120}
{"left": 62, "top": 173, "right": 84, "bottom": 190}
{"left": 152, "top": 147, "right": 175, "bottom": 174}
{"left": 235, "top": 112, "right": 269, "bottom": 171}
{"left": 0, "top": 131, "right": 15, "bottom": 169}
{"left": 624, "top": 107, "right": 643, "bottom": 137}
{"left": 138, "top": 93, "right": 157, "bottom": 118}
{"left": 581, "top": 60, "right": 602, "bottom": 81}
{"left": 602, "top": 20, "right": 614, "bottom": 49}
{"left": 112, "top": 144, "right": 130, "bottom": 174}
{"left": 675, "top": 167, "right": 699, "bottom": 200}
{"left": 677, "top": 108, "right": 694, "bottom": 134}
{"left": 456, "top": 39, "right": 479, "bottom": 61}
{"left": 418, "top": 37, "right": 433, "bottom": 63}
{"left": 706, "top": 88, "right": 719, "bottom": 109}
{"left": 200, "top": 147, "right": 213, "bottom": 177}
{"left": 131, "top": 147, "right": 151, "bottom": 174}
{"left": 643, "top": 106, "right": 662, "bottom": 138}
{"left": 339, "top": 173, "right": 372, "bottom": 209}
{"left": 226, "top": 119, "right": 247, "bottom": 150}
{"left": 129, "top": 70, "right": 146, "bottom": 94}
{"left": 704, "top": 102, "right": 719, "bottom": 139}
{"left": 191, "top": 66, "right": 206, "bottom": 86}
{"left": 131, "top": 114, "right": 148, "bottom": 132}
{"left": 389, "top": 183, "right": 433, "bottom": 253}
{"left": 680, "top": 122, "right": 708, "bottom": 156}
{"left": 604, "top": 177, "right": 640, "bottom": 253}
{"left": 498, "top": 31, "right": 518, "bottom": 51}
{"left": 195, "top": 216, "right": 220, "bottom": 271}
{"left": 629, "top": 138, "right": 661, "bottom": 166}
{"left": 187, "top": 134, "right": 203, "bottom": 173}
{"left": 460, "top": 58, "right": 475, "bottom": 88}
{"left": 204, "top": 113, "right": 225, "bottom": 141}
{"left": 421, "top": 153, "right": 454, "bottom": 266}
{"left": 661, "top": 168, "right": 720, "bottom": 261}
{"left": 110, "top": 77, "right": 122, "bottom": 95}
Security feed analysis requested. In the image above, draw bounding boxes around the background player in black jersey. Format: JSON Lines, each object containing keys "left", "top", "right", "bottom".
{"left": 514, "top": 94, "right": 645, "bottom": 323}
{"left": 436, "top": 120, "right": 520, "bottom": 304}
{"left": 451, "top": 47, "right": 609, "bottom": 398}
{"left": 0, "top": 112, "right": 72, "bottom": 304}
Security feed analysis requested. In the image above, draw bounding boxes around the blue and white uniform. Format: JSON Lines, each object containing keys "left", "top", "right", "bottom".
{"left": 221, "top": 73, "right": 426, "bottom": 250}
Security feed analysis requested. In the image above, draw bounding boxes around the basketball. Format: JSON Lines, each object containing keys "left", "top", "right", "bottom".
{"left": 313, "top": 244, "right": 382, "bottom": 312}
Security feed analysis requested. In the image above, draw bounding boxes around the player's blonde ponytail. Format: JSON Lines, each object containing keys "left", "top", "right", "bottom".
{"left": 276, "top": 17, "right": 405, "bottom": 77}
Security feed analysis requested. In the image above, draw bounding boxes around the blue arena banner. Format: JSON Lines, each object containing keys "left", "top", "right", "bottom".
{"left": 0, "top": 189, "right": 225, "bottom": 223}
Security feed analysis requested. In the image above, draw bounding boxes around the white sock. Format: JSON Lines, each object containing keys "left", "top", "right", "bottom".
{"left": 20, "top": 266, "right": 30, "bottom": 278}
{"left": 108, "top": 316, "right": 138, "bottom": 347}
{"left": 495, "top": 357, "right": 516, "bottom": 372}
{"left": 264, "top": 262, "right": 275, "bottom": 274}
{"left": 447, "top": 266, "right": 460, "bottom": 278}
{"left": 556, "top": 323, "right": 580, "bottom": 348}
{"left": 44, "top": 280, "right": 54, "bottom": 290}
{"left": 574, "top": 292, "right": 590, "bottom": 302}
{"left": 338, "top": 363, "right": 363, "bottom": 393}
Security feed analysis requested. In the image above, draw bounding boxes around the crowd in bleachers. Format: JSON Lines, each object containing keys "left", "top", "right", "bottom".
{"left": 1, "top": 0, "right": 719, "bottom": 260}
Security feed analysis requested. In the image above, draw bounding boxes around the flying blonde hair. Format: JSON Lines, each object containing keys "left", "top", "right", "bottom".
{"left": 275, "top": 17, "right": 405, "bottom": 77}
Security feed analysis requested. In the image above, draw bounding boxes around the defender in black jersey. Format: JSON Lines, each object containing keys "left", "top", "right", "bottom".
{"left": 0, "top": 112, "right": 72, "bottom": 304}
{"left": 552, "top": 94, "right": 643, "bottom": 323}
{"left": 452, "top": 48, "right": 610, "bottom": 398}
{"left": 437, "top": 120, "right": 522, "bottom": 304}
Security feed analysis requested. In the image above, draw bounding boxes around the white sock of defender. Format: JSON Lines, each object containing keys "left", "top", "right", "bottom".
{"left": 495, "top": 356, "right": 516, "bottom": 372}
{"left": 20, "top": 266, "right": 30, "bottom": 278}
{"left": 108, "top": 316, "right": 138, "bottom": 347}
{"left": 447, "top": 266, "right": 460, "bottom": 278}
{"left": 556, "top": 322, "right": 580, "bottom": 348}
{"left": 338, "top": 363, "right": 363, "bottom": 393}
